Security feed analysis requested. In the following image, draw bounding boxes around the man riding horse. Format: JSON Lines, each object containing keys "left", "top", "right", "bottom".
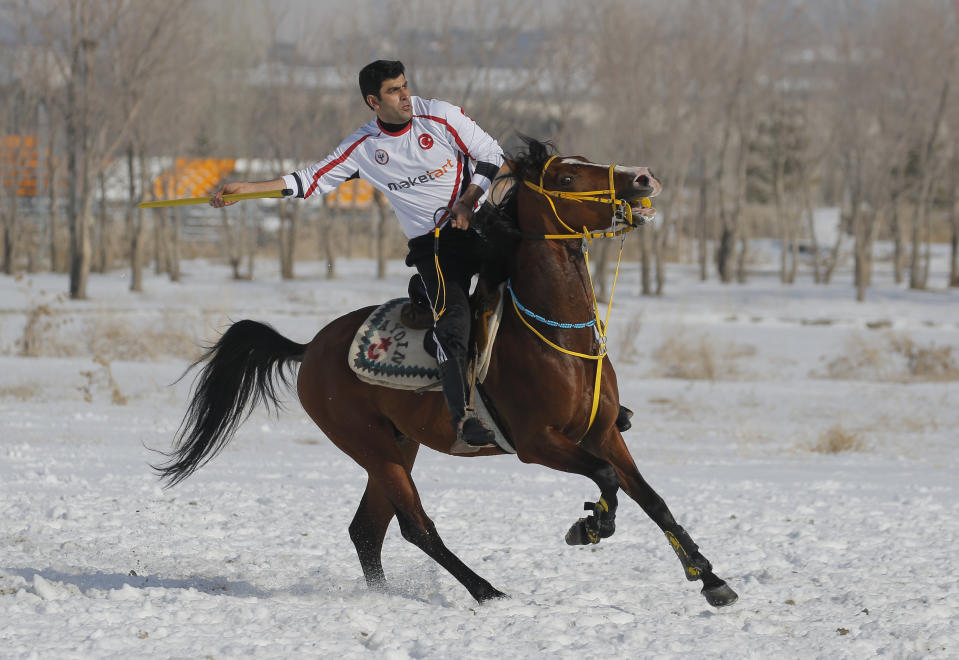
{"left": 212, "top": 60, "right": 502, "bottom": 447}
{"left": 164, "top": 119, "right": 739, "bottom": 607}
{"left": 213, "top": 60, "right": 633, "bottom": 447}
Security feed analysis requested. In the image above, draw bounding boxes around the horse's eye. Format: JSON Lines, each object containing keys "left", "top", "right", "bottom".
{"left": 560, "top": 175, "right": 573, "bottom": 186}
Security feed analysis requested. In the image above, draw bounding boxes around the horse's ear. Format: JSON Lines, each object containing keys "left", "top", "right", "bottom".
{"left": 528, "top": 139, "right": 549, "bottom": 165}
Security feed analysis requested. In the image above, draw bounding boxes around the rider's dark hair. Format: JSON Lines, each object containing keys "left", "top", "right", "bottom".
{"left": 359, "top": 60, "right": 405, "bottom": 109}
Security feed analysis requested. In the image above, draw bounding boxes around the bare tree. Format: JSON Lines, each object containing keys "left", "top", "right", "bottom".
{"left": 0, "top": 5, "right": 47, "bottom": 275}
{"left": 948, "top": 154, "right": 959, "bottom": 287}
{"left": 25, "top": 0, "right": 206, "bottom": 298}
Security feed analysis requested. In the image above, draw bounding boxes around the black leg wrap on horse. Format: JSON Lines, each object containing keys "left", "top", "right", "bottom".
{"left": 665, "top": 528, "right": 712, "bottom": 581}
{"left": 565, "top": 498, "right": 616, "bottom": 545}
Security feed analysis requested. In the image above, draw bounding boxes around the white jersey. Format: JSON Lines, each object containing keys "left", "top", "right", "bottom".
{"left": 282, "top": 96, "right": 504, "bottom": 239}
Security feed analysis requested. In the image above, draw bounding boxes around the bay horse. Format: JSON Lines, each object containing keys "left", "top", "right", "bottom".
{"left": 156, "top": 138, "right": 738, "bottom": 608}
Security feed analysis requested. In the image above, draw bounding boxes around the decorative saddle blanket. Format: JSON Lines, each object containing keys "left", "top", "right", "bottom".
{"left": 348, "top": 283, "right": 514, "bottom": 455}
{"left": 349, "top": 283, "right": 505, "bottom": 391}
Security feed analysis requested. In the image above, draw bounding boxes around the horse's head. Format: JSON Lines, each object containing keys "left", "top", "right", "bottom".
{"left": 507, "top": 138, "right": 661, "bottom": 237}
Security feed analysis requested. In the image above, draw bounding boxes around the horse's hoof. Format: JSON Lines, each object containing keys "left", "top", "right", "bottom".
{"left": 565, "top": 517, "right": 598, "bottom": 545}
{"left": 476, "top": 587, "right": 509, "bottom": 603}
{"left": 701, "top": 582, "right": 738, "bottom": 607}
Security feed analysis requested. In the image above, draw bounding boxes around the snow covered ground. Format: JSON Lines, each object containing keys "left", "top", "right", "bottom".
{"left": 2, "top": 255, "right": 958, "bottom": 659}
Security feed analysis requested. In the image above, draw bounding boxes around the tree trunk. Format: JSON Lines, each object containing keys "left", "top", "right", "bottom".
{"left": 735, "top": 234, "right": 748, "bottom": 284}
{"left": 716, "top": 227, "right": 734, "bottom": 282}
{"left": 245, "top": 205, "right": 256, "bottom": 280}
{"left": 697, "top": 170, "right": 708, "bottom": 282}
{"left": 949, "top": 177, "right": 958, "bottom": 287}
{"left": 168, "top": 208, "right": 181, "bottom": 282}
{"left": 278, "top": 200, "right": 293, "bottom": 280}
{"left": 153, "top": 208, "right": 167, "bottom": 275}
{"left": 822, "top": 228, "right": 842, "bottom": 285}
{"left": 653, "top": 225, "right": 665, "bottom": 295}
{"left": 68, "top": 194, "right": 93, "bottom": 300}
{"left": 220, "top": 206, "right": 240, "bottom": 279}
{"left": 67, "top": 5, "right": 94, "bottom": 300}
{"left": 920, "top": 207, "right": 932, "bottom": 289}
{"left": 320, "top": 208, "right": 337, "bottom": 279}
{"left": 803, "top": 186, "right": 821, "bottom": 284}
{"left": 788, "top": 229, "right": 799, "bottom": 284}
{"left": 889, "top": 192, "right": 904, "bottom": 284}
{"left": 908, "top": 198, "right": 924, "bottom": 290}
{"left": 774, "top": 153, "right": 789, "bottom": 284}
{"left": 639, "top": 223, "right": 651, "bottom": 296}
{"left": 129, "top": 148, "right": 148, "bottom": 292}
{"left": 47, "top": 127, "right": 61, "bottom": 272}
{"left": 909, "top": 78, "right": 949, "bottom": 290}
{"left": 731, "top": 131, "right": 749, "bottom": 284}
{"left": 93, "top": 172, "right": 108, "bottom": 273}
{"left": 278, "top": 200, "right": 301, "bottom": 280}
{"left": 1, "top": 200, "right": 14, "bottom": 275}
{"left": 853, "top": 205, "right": 867, "bottom": 302}
{"left": 26, "top": 222, "right": 42, "bottom": 273}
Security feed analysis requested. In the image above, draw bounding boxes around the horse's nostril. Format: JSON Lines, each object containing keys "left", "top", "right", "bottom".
{"left": 637, "top": 175, "right": 649, "bottom": 187}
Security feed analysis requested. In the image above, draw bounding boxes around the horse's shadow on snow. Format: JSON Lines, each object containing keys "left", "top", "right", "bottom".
{"left": 5, "top": 565, "right": 462, "bottom": 604}
{"left": 4, "top": 566, "right": 272, "bottom": 598}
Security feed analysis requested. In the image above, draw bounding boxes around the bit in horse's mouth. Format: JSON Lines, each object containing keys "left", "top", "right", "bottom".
{"left": 626, "top": 196, "right": 656, "bottom": 220}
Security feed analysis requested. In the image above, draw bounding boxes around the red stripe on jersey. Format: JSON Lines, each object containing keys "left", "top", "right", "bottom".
{"left": 435, "top": 154, "right": 464, "bottom": 225}
{"left": 415, "top": 114, "right": 473, "bottom": 159}
{"left": 305, "top": 134, "right": 371, "bottom": 198}
{"left": 446, "top": 154, "right": 464, "bottom": 220}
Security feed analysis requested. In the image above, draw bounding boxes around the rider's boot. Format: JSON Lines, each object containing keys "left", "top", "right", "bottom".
{"left": 438, "top": 358, "right": 495, "bottom": 447}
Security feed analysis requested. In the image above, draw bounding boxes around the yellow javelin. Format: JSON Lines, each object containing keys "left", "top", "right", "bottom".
{"left": 138, "top": 188, "right": 293, "bottom": 208}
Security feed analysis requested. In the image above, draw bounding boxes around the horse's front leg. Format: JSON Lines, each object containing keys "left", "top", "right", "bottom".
{"left": 592, "top": 430, "right": 739, "bottom": 608}
{"left": 514, "top": 431, "right": 620, "bottom": 545}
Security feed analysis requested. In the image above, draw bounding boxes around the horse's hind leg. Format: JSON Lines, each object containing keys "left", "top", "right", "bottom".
{"left": 371, "top": 459, "right": 506, "bottom": 603}
{"left": 596, "top": 432, "right": 738, "bottom": 607}
{"left": 348, "top": 438, "right": 419, "bottom": 589}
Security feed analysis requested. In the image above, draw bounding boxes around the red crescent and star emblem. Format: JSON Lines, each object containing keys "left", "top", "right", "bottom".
{"left": 374, "top": 149, "right": 389, "bottom": 165}
{"left": 418, "top": 134, "right": 434, "bottom": 150}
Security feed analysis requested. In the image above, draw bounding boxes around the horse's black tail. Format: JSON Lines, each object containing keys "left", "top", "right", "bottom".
{"left": 154, "top": 319, "right": 307, "bottom": 487}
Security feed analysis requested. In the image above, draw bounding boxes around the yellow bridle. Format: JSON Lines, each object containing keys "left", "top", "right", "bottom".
{"left": 513, "top": 156, "right": 650, "bottom": 438}
{"left": 522, "top": 155, "right": 649, "bottom": 240}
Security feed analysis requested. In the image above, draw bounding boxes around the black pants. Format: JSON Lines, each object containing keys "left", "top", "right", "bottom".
{"left": 406, "top": 225, "right": 486, "bottom": 366}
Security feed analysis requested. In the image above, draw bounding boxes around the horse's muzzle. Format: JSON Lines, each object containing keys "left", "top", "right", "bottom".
{"left": 632, "top": 169, "right": 661, "bottom": 198}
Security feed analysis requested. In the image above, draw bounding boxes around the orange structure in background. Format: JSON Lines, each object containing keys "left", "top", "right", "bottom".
{"left": 152, "top": 158, "right": 237, "bottom": 200}
{"left": 326, "top": 178, "right": 375, "bottom": 210}
{"left": 0, "top": 135, "right": 40, "bottom": 197}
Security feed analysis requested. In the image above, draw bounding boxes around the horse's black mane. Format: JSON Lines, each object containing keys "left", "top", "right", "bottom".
{"left": 473, "top": 135, "right": 555, "bottom": 251}
{"left": 508, "top": 135, "right": 557, "bottom": 183}
{"left": 470, "top": 136, "right": 559, "bottom": 284}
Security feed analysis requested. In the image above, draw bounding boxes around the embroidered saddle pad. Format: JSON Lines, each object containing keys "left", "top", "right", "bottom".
{"left": 350, "top": 297, "right": 442, "bottom": 388}
{"left": 349, "top": 283, "right": 504, "bottom": 391}
{"left": 348, "top": 284, "right": 513, "bottom": 455}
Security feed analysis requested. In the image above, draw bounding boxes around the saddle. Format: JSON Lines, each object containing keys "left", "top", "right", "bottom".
{"left": 347, "top": 280, "right": 515, "bottom": 455}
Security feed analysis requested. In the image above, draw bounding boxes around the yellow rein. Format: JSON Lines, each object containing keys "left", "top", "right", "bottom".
{"left": 516, "top": 156, "right": 645, "bottom": 437}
